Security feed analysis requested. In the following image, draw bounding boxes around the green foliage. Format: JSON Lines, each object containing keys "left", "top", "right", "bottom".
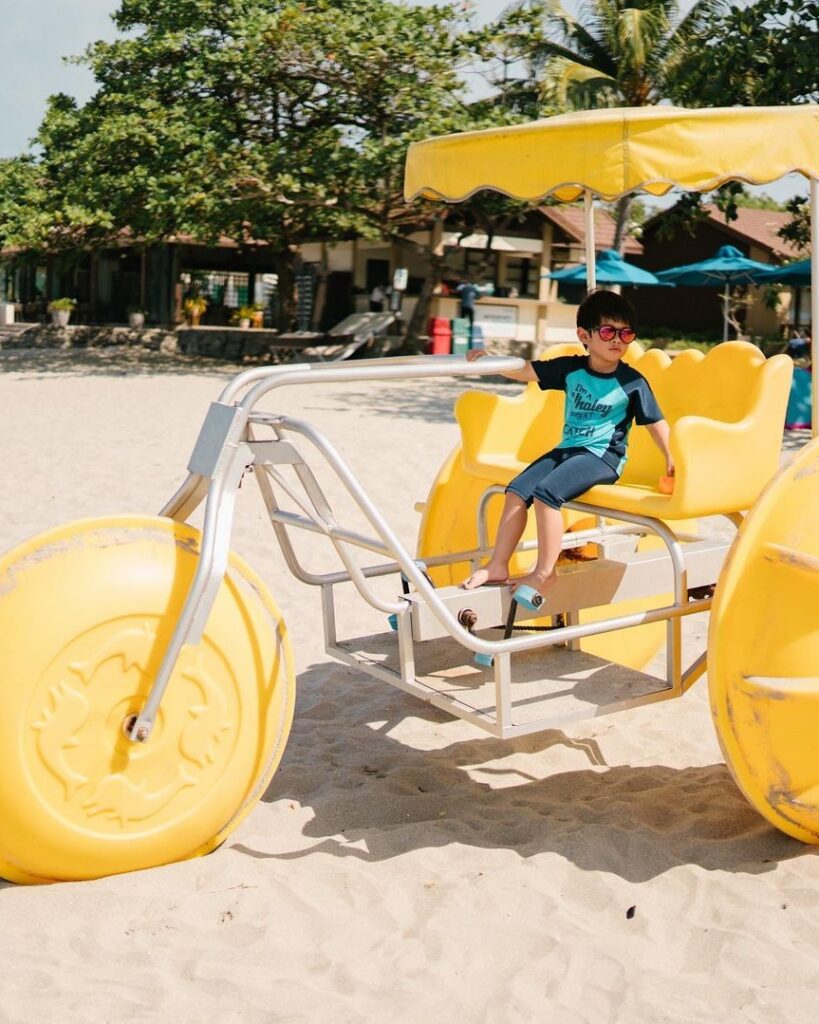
{"left": 778, "top": 195, "right": 811, "bottom": 255}
{"left": 232, "top": 305, "right": 257, "bottom": 323}
{"left": 0, "top": 157, "right": 54, "bottom": 251}
{"left": 666, "top": 0, "right": 819, "bottom": 106}
{"left": 496, "top": 1, "right": 723, "bottom": 109}
{"left": 652, "top": 181, "right": 800, "bottom": 248}
{"left": 183, "top": 295, "right": 208, "bottom": 315}
{"left": 1, "top": 0, "right": 531, "bottom": 330}
{"left": 732, "top": 192, "right": 788, "bottom": 212}
{"left": 47, "top": 297, "right": 77, "bottom": 311}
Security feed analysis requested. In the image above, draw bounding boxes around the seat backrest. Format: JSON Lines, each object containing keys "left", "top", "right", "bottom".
{"left": 456, "top": 341, "right": 790, "bottom": 498}
{"left": 620, "top": 342, "right": 785, "bottom": 485}
{"left": 636, "top": 342, "right": 769, "bottom": 423}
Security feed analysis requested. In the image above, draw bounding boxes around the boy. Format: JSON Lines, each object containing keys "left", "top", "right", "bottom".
{"left": 462, "top": 290, "right": 674, "bottom": 604}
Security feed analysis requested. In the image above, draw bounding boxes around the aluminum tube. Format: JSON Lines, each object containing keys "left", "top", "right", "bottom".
{"left": 565, "top": 499, "right": 688, "bottom": 604}
{"left": 159, "top": 471, "right": 209, "bottom": 520}
{"left": 270, "top": 509, "right": 392, "bottom": 558}
{"left": 268, "top": 509, "right": 511, "bottom": 587}
{"left": 275, "top": 417, "right": 699, "bottom": 654}
{"left": 584, "top": 190, "right": 596, "bottom": 292}
{"left": 130, "top": 447, "right": 247, "bottom": 740}
{"left": 218, "top": 362, "right": 309, "bottom": 405}
{"left": 238, "top": 355, "right": 525, "bottom": 411}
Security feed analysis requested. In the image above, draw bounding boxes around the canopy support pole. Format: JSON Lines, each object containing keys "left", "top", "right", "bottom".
{"left": 723, "top": 283, "right": 730, "bottom": 343}
{"left": 811, "top": 178, "right": 818, "bottom": 438}
{"left": 584, "top": 190, "right": 596, "bottom": 292}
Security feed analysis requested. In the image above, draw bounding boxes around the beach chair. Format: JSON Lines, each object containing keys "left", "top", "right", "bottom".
{"left": 272, "top": 311, "right": 395, "bottom": 361}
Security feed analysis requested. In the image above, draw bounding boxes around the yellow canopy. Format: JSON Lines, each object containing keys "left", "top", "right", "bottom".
{"left": 405, "top": 105, "right": 819, "bottom": 434}
{"left": 404, "top": 105, "right": 819, "bottom": 203}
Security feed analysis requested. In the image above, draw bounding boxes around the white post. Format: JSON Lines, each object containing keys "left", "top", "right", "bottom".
{"left": 811, "top": 178, "right": 818, "bottom": 438}
{"left": 584, "top": 190, "right": 596, "bottom": 292}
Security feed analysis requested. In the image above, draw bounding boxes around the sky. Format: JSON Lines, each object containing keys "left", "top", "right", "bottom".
{"left": 0, "top": 1, "right": 806, "bottom": 206}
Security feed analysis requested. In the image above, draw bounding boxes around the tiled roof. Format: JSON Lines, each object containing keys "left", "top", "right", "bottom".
{"left": 701, "top": 204, "right": 802, "bottom": 259}
{"left": 643, "top": 203, "right": 803, "bottom": 260}
{"left": 540, "top": 205, "right": 643, "bottom": 255}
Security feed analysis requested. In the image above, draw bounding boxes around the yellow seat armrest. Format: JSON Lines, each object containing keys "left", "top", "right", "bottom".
{"left": 672, "top": 413, "right": 779, "bottom": 514}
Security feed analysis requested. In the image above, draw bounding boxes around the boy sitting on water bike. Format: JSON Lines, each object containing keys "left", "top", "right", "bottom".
{"left": 462, "top": 290, "right": 674, "bottom": 608}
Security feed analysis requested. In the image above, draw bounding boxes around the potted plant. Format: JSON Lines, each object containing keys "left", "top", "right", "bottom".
{"left": 232, "top": 305, "right": 256, "bottom": 329}
{"left": 126, "top": 304, "right": 148, "bottom": 329}
{"left": 47, "top": 297, "right": 76, "bottom": 327}
{"left": 251, "top": 303, "right": 266, "bottom": 329}
{"left": 183, "top": 296, "right": 208, "bottom": 326}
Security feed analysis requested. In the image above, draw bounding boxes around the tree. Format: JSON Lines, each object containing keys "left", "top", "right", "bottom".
{"left": 17, "top": 0, "right": 535, "bottom": 334}
{"left": 661, "top": 0, "right": 816, "bottom": 255}
{"left": 29, "top": 2, "right": 373, "bottom": 326}
{"left": 666, "top": 0, "right": 819, "bottom": 107}
{"left": 494, "top": 0, "right": 724, "bottom": 251}
{"left": 0, "top": 157, "right": 52, "bottom": 252}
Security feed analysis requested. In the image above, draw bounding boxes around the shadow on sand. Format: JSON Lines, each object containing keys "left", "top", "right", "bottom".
{"left": 229, "top": 663, "right": 815, "bottom": 884}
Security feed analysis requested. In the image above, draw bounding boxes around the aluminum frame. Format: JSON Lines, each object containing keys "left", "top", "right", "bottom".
{"left": 128, "top": 354, "right": 732, "bottom": 743}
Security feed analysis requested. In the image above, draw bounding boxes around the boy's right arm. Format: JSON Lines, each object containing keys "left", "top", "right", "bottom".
{"left": 465, "top": 348, "right": 537, "bottom": 381}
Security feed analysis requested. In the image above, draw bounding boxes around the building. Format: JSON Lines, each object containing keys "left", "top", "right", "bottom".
{"left": 300, "top": 206, "right": 641, "bottom": 351}
{"left": 636, "top": 204, "right": 804, "bottom": 337}
{"left": 2, "top": 205, "right": 639, "bottom": 348}
{"left": 1, "top": 236, "right": 281, "bottom": 327}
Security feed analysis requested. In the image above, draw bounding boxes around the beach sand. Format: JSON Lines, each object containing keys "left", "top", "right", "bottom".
{"left": 0, "top": 347, "right": 817, "bottom": 1024}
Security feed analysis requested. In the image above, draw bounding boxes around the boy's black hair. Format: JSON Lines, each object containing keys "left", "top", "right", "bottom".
{"left": 576, "top": 289, "right": 637, "bottom": 331}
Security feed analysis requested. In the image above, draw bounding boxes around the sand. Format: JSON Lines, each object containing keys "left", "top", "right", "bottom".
{"left": 0, "top": 347, "right": 817, "bottom": 1024}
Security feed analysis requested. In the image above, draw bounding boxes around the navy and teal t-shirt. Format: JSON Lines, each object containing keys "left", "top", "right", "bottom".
{"left": 532, "top": 355, "right": 663, "bottom": 472}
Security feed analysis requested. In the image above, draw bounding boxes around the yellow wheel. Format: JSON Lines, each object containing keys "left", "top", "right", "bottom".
{"left": 709, "top": 437, "right": 819, "bottom": 843}
{"left": 0, "top": 516, "right": 295, "bottom": 883}
{"left": 417, "top": 447, "right": 665, "bottom": 670}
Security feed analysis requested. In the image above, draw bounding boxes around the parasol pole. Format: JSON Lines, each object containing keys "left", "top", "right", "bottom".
{"left": 811, "top": 177, "right": 818, "bottom": 437}
{"left": 723, "top": 282, "right": 730, "bottom": 343}
{"left": 584, "top": 190, "right": 596, "bottom": 292}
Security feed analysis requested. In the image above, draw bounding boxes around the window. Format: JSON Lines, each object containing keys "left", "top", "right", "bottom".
{"left": 505, "top": 257, "right": 536, "bottom": 298}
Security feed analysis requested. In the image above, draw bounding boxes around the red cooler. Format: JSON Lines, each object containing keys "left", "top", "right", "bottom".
{"left": 427, "top": 316, "right": 451, "bottom": 355}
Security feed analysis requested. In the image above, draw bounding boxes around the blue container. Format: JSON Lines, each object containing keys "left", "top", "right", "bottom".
{"left": 785, "top": 367, "right": 812, "bottom": 429}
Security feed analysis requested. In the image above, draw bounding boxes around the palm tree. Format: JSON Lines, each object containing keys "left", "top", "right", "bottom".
{"left": 498, "top": 0, "right": 724, "bottom": 250}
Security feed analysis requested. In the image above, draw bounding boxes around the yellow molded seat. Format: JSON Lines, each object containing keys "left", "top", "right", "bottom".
{"left": 456, "top": 342, "right": 792, "bottom": 520}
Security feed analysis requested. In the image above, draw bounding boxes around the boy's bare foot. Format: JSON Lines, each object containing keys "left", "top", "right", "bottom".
{"left": 511, "top": 569, "right": 557, "bottom": 602}
{"left": 461, "top": 566, "right": 509, "bottom": 590}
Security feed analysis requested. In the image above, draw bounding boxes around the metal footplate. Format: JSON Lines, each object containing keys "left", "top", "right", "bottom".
{"left": 404, "top": 538, "right": 728, "bottom": 643}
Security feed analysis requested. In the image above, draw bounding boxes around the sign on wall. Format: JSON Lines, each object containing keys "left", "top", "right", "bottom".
{"left": 475, "top": 303, "right": 518, "bottom": 338}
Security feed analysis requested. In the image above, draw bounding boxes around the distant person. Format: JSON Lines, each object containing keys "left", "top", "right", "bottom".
{"left": 456, "top": 279, "right": 479, "bottom": 331}
{"left": 369, "top": 284, "right": 385, "bottom": 312}
{"left": 460, "top": 290, "right": 673, "bottom": 608}
{"left": 787, "top": 329, "right": 809, "bottom": 359}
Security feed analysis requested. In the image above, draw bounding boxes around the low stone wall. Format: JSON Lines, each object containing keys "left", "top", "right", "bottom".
{"left": 0, "top": 324, "right": 285, "bottom": 362}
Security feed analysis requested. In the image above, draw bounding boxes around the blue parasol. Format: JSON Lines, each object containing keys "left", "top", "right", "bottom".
{"left": 546, "top": 249, "right": 670, "bottom": 287}
{"left": 751, "top": 259, "right": 812, "bottom": 287}
{"left": 656, "top": 245, "right": 773, "bottom": 341}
